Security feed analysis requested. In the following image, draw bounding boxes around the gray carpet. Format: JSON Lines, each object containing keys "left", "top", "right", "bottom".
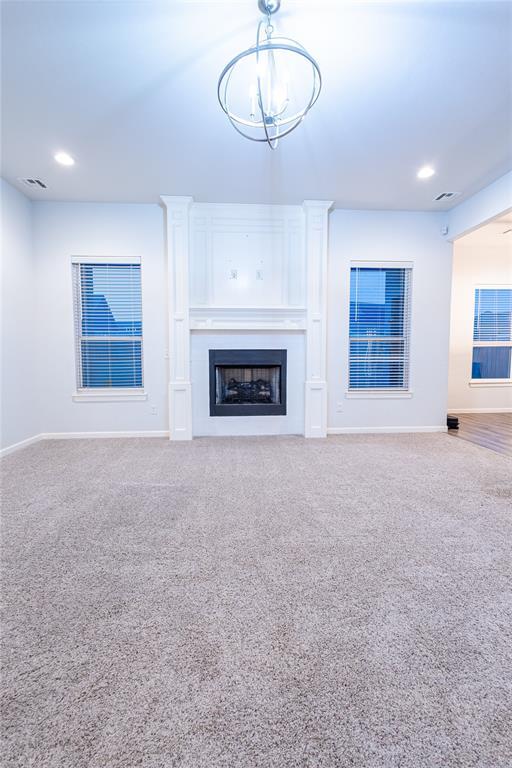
{"left": 1, "top": 434, "right": 511, "bottom": 768}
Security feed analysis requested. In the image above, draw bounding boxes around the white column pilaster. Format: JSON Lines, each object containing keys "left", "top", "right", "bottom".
{"left": 161, "top": 195, "right": 194, "bottom": 441}
{"left": 303, "top": 200, "right": 334, "bottom": 438}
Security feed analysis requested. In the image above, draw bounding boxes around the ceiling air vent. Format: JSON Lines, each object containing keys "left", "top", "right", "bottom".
{"left": 18, "top": 178, "right": 47, "bottom": 189}
{"left": 434, "top": 191, "right": 457, "bottom": 202}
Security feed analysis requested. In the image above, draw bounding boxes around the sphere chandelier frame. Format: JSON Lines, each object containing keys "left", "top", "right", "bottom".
{"left": 217, "top": 0, "right": 322, "bottom": 149}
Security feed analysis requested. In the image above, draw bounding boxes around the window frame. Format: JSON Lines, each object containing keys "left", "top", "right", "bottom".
{"left": 470, "top": 284, "right": 512, "bottom": 387}
{"left": 71, "top": 256, "right": 147, "bottom": 402}
{"left": 346, "top": 261, "right": 413, "bottom": 398}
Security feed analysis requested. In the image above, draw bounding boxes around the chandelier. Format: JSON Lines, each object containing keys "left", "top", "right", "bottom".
{"left": 217, "top": 0, "right": 322, "bottom": 149}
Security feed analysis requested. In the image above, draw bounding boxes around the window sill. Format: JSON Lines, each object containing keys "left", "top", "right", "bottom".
{"left": 345, "top": 390, "right": 413, "bottom": 400}
{"left": 72, "top": 389, "right": 147, "bottom": 402}
{"left": 469, "top": 380, "right": 512, "bottom": 388}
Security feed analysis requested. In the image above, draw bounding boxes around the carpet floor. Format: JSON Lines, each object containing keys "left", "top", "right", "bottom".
{"left": 1, "top": 434, "right": 511, "bottom": 768}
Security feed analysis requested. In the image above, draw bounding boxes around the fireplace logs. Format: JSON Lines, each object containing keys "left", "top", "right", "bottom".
{"left": 224, "top": 377, "right": 272, "bottom": 404}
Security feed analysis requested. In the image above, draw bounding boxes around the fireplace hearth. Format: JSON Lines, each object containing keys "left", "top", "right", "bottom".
{"left": 209, "top": 350, "right": 287, "bottom": 416}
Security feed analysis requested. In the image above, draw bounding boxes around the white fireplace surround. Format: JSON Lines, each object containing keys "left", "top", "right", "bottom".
{"left": 161, "top": 197, "right": 333, "bottom": 440}
{"left": 191, "top": 332, "right": 305, "bottom": 437}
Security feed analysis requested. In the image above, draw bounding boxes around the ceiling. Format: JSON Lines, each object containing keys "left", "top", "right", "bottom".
{"left": 1, "top": 0, "right": 511, "bottom": 209}
{"left": 458, "top": 211, "right": 512, "bottom": 247}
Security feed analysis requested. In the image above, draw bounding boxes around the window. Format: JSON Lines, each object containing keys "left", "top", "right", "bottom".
{"left": 349, "top": 265, "right": 412, "bottom": 391}
{"left": 72, "top": 260, "right": 143, "bottom": 392}
{"left": 472, "top": 287, "right": 512, "bottom": 381}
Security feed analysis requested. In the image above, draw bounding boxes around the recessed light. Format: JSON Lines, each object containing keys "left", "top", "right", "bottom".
{"left": 417, "top": 165, "right": 435, "bottom": 180}
{"left": 54, "top": 151, "right": 75, "bottom": 167}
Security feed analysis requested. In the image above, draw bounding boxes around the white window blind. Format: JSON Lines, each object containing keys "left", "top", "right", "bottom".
{"left": 349, "top": 266, "right": 412, "bottom": 390}
{"left": 472, "top": 287, "right": 512, "bottom": 380}
{"left": 72, "top": 261, "right": 143, "bottom": 389}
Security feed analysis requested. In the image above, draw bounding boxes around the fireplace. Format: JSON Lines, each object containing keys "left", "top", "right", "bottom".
{"left": 209, "top": 350, "right": 287, "bottom": 416}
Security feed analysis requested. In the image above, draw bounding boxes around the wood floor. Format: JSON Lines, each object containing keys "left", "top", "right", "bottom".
{"left": 448, "top": 412, "right": 512, "bottom": 458}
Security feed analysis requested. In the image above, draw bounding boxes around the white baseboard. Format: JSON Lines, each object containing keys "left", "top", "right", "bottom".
{"left": 0, "top": 433, "right": 44, "bottom": 457}
{"left": 41, "top": 430, "right": 170, "bottom": 440}
{"left": 327, "top": 426, "right": 448, "bottom": 435}
{"left": 1, "top": 431, "right": 170, "bottom": 457}
{"left": 3, "top": 426, "right": 453, "bottom": 456}
{"left": 447, "top": 408, "right": 512, "bottom": 414}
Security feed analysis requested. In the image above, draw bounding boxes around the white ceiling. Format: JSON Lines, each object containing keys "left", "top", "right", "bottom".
{"left": 458, "top": 211, "right": 512, "bottom": 247}
{"left": 1, "top": 0, "right": 511, "bottom": 209}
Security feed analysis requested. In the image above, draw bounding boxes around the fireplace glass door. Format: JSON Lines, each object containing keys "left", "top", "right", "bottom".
{"left": 209, "top": 350, "right": 287, "bottom": 416}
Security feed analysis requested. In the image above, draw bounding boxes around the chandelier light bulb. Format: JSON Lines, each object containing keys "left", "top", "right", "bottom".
{"left": 218, "top": 0, "right": 321, "bottom": 149}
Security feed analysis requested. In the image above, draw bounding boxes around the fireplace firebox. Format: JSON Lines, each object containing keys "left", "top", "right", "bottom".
{"left": 209, "top": 350, "right": 287, "bottom": 417}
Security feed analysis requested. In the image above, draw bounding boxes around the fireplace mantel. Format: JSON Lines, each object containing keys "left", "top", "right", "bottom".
{"left": 189, "top": 306, "right": 307, "bottom": 331}
{"left": 161, "top": 197, "right": 333, "bottom": 440}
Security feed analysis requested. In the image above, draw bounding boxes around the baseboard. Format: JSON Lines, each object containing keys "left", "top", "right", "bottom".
{"left": 327, "top": 426, "right": 448, "bottom": 435}
{"left": 41, "top": 430, "right": 170, "bottom": 440}
{"left": 1, "top": 431, "right": 170, "bottom": 457}
{"left": 2, "top": 426, "right": 451, "bottom": 456}
{"left": 447, "top": 408, "right": 512, "bottom": 414}
{"left": 0, "top": 433, "right": 43, "bottom": 457}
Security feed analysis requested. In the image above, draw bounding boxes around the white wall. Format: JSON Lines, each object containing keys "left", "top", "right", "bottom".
{"left": 448, "top": 243, "right": 512, "bottom": 412}
{"left": 327, "top": 210, "right": 453, "bottom": 431}
{"left": 2, "top": 197, "right": 455, "bottom": 445}
{"left": 33, "top": 202, "right": 168, "bottom": 434}
{"left": 0, "top": 179, "right": 38, "bottom": 449}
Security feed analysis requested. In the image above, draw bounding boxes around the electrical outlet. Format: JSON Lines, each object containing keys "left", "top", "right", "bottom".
{"left": 150, "top": 406, "right": 157, "bottom": 415}
{"left": 336, "top": 402, "right": 343, "bottom": 413}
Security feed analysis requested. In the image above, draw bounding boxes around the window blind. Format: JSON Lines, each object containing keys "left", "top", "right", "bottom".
{"left": 472, "top": 287, "right": 512, "bottom": 379}
{"left": 73, "top": 262, "right": 143, "bottom": 389}
{"left": 349, "top": 266, "right": 412, "bottom": 390}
